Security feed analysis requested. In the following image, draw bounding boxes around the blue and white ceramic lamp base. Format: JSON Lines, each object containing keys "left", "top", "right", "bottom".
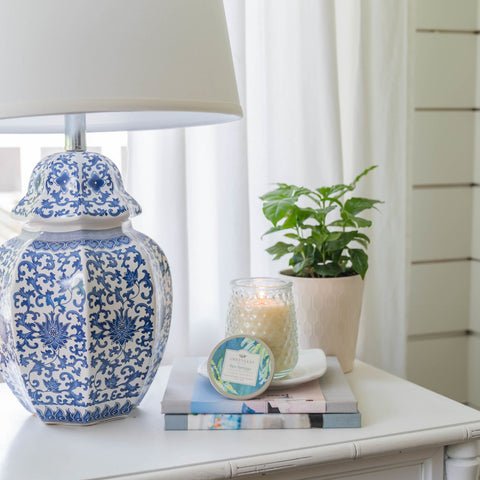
{"left": 0, "top": 151, "right": 172, "bottom": 425}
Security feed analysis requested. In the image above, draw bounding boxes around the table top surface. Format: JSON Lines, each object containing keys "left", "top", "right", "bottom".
{"left": 1, "top": 361, "right": 480, "bottom": 480}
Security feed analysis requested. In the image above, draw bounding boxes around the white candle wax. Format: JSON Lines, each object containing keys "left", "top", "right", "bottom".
{"left": 227, "top": 297, "right": 298, "bottom": 376}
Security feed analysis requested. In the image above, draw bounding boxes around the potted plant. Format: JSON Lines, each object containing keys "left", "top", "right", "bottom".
{"left": 260, "top": 166, "right": 381, "bottom": 372}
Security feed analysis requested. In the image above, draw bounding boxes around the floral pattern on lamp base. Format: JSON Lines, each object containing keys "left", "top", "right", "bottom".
{"left": 0, "top": 152, "right": 172, "bottom": 425}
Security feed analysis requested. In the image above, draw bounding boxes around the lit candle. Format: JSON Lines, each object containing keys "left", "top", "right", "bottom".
{"left": 226, "top": 279, "right": 298, "bottom": 378}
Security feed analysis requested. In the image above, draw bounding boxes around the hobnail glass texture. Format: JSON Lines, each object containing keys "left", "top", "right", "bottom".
{"left": 226, "top": 278, "right": 298, "bottom": 379}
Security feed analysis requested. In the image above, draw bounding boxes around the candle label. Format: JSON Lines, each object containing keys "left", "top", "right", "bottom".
{"left": 221, "top": 349, "right": 261, "bottom": 386}
{"left": 207, "top": 335, "right": 275, "bottom": 400}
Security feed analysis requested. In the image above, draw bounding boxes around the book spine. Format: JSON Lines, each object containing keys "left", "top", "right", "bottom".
{"left": 164, "top": 413, "right": 361, "bottom": 430}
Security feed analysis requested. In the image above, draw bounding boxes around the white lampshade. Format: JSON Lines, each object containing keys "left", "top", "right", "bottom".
{"left": 0, "top": 0, "right": 242, "bottom": 133}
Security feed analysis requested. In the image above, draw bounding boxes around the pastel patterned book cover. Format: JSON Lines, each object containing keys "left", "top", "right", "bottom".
{"left": 165, "top": 412, "right": 362, "bottom": 430}
{"left": 161, "top": 356, "right": 357, "bottom": 414}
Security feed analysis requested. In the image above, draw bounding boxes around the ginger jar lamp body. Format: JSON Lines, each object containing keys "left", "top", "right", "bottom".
{"left": 0, "top": 127, "right": 173, "bottom": 424}
{"left": 0, "top": 0, "right": 242, "bottom": 424}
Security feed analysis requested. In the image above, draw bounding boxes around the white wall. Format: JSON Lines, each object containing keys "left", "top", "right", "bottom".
{"left": 407, "top": 0, "right": 480, "bottom": 405}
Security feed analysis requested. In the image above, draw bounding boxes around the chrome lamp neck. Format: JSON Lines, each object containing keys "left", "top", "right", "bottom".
{"left": 65, "top": 113, "right": 86, "bottom": 152}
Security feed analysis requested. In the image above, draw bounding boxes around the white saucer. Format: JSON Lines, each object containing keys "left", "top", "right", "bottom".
{"left": 197, "top": 348, "right": 327, "bottom": 390}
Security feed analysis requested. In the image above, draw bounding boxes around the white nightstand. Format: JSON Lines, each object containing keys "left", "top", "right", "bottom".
{"left": 1, "top": 361, "right": 479, "bottom": 480}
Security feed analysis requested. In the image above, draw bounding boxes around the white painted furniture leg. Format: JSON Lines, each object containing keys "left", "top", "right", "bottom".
{"left": 445, "top": 441, "right": 480, "bottom": 479}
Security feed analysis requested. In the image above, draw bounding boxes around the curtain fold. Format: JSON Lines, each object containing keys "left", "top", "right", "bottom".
{"left": 126, "top": 0, "right": 408, "bottom": 374}
{"left": 335, "top": 0, "right": 409, "bottom": 375}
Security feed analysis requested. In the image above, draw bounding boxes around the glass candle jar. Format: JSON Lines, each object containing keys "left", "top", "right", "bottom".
{"left": 226, "top": 278, "right": 298, "bottom": 379}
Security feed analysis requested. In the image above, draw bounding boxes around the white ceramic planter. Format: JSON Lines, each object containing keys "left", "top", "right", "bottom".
{"left": 280, "top": 271, "right": 364, "bottom": 373}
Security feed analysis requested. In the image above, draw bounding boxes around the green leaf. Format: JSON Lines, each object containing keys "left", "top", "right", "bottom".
{"left": 292, "top": 258, "right": 310, "bottom": 275}
{"left": 259, "top": 184, "right": 291, "bottom": 201}
{"left": 262, "top": 225, "right": 286, "bottom": 237}
{"left": 354, "top": 232, "right": 370, "bottom": 243}
{"left": 329, "top": 183, "right": 352, "bottom": 194}
{"left": 261, "top": 184, "right": 318, "bottom": 227}
{"left": 317, "top": 184, "right": 353, "bottom": 201}
{"left": 344, "top": 197, "right": 382, "bottom": 216}
{"left": 327, "top": 231, "right": 342, "bottom": 241}
{"left": 325, "top": 231, "right": 357, "bottom": 253}
{"left": 262, "top": 206, "right": 311, "bottom": 237}
{"left": 282, "top": 210, "right": 299, "bottom": 229}
{"left": 329, "top": 218, "right": 357, "bottom": 228}
{"left": 351, "top": 216, "right": 372, "bottom": 228}
{"left": 310, "top": 230, "right": 329, "bottom": 248}
{"left": 353, "top": 232, "right": 370, "bottom": 248}
{"left": 311, "top": 205, "right": 337, "bottom": 223}
{"left": 260, "top": 183, "right": 311, "bottom": 201}
{"left": 316, "top": 186, "right": 333, "bottom": 198}
{"left": 353, "top": 239, "right": 368, "bottom": 249}
{"left": 290, "top": 252, "right": 315, "bottom": 275}
{"left": 340, "top": 210, "right": 373, "bottom": 228}
{"left": 314, "top": 263, "right": 343, "bottom": 277}
{"left": 282, "top": 184, "right": 311, "bottom": 198}
{"left": 291, "top": 242, "right": 304, "bottom": 254}
{"left": 262, "top": 197, "right": 296, "bottom": 226}
{"left": 289, "top": 252, "right": 303, "bottom": 267}
{"left": 349, "top": 248, "right": 368, "bottom": 279}
{"left": 297, "top": 207, "right": 320, "bottom": 223}
{"left": 352, "top": 238, "right": 368, "bottom": 249}
{"left": 265, "top": 241, "right": 294, "bottom": 260}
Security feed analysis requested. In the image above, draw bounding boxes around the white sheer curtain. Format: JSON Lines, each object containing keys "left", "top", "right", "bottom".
{"left": 126, "top": 0, "right": 409, "bottom": 375}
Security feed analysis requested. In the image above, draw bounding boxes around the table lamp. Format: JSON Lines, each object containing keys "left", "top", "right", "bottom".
{"left": 0, "top": 0, "right": 242, "bottom": 425}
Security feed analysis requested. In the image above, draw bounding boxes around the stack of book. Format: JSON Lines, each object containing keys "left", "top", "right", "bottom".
{"left": 161, "top": 356, "right": 361, "bottom": 430}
